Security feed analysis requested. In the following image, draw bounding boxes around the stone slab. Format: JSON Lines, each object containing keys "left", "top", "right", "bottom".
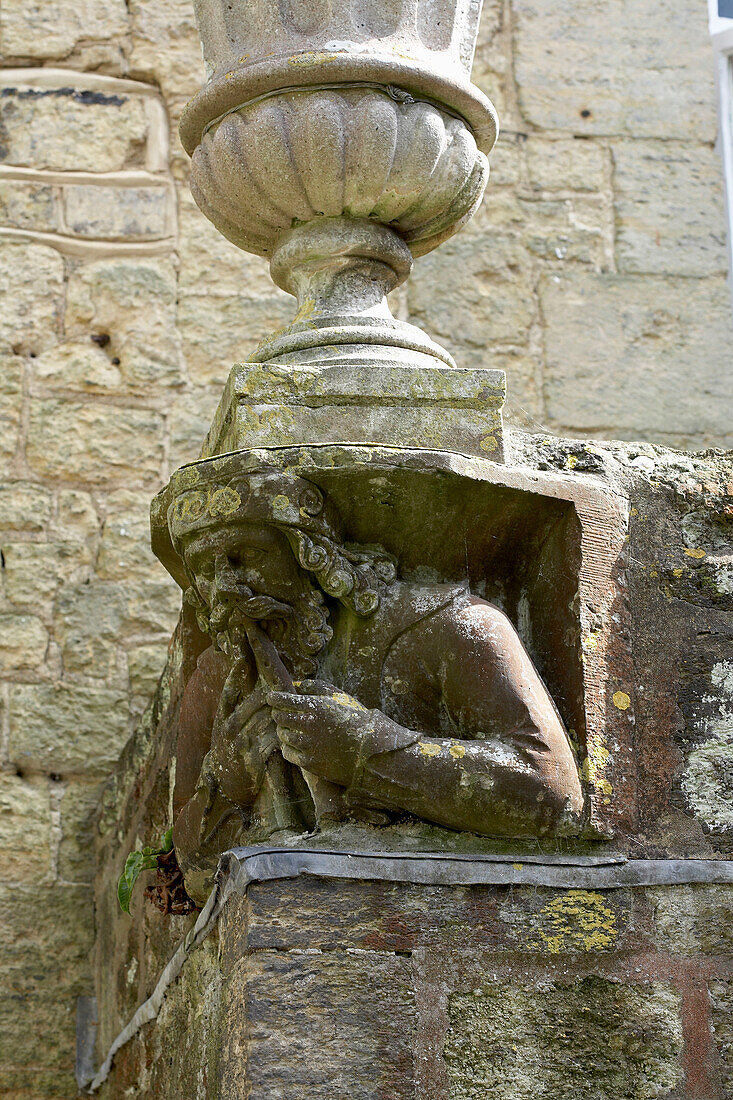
{"left": 203, "top": 362, "right": 506, "bottom": 460}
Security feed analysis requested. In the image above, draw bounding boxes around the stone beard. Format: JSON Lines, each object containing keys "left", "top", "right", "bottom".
{"left": 166, "top": 470, "right": 585, "bottom": 902}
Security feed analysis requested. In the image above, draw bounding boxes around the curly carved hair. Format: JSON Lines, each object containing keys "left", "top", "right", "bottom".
{"left": 278, "top": 526, "right": 397, "bottom": 616}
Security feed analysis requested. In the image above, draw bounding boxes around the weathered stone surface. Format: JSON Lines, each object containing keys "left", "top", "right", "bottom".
{"left": 55, "top": 489, "right": 99, "bottom": 541}
{"left": 57, "top": 779, "right": 105, "bottom": 884}
{"left": 680, "top": 661, "right": 733, "bottom": 833}
{"left": 0, "top": 774, "right": 50, "bottom": 883}
{"left": 613, "top": 142, "right": 728, "bottom": 277}
{"left": 0, "top": 352, "right": 22, "bottom": 463}
{"left": 63, "top": 183, "right": 171, "bottom": 241}
{"left": 222, "top": 951, "right": 417, "bottom": 1099}
{"left": 0, "top": 240, "right": 63, "bottom": 354}
{"left": 8, "top": 682, "right": 129, "bottom": 774}
{"left": 34, "top": 340, "right": 123, "bottom": 391}
{"left": 444, "top": 978, "right": 684, "bottom": 1099}
{"left": 127, "top": 0, "right": 205, "bottom": 102}
{"left": 0, "top": 482, "right": 52, "bottom": 532}
{"left": 0, "top": 85, "right": 150, "bottom": 172}
{"left": 177, "top": 191, "right": 281, "bottom": 296}
{"left": 513, "top": 0, "right": 717, "bottom": 141}
{"left": 97, "top": 488, "right": 161, "bottom": 581}
{"left": 178, "top": 293, "right": 292, "bottom": 385}
{"left": 541, "top": 273, "right": 733, "bottom": 445}
{"left": 128, "top": 642, "right": 168, "bottom": 700}
{"left": 0, "top": 178, "right": 57, "bottom": 230}
{"left": 526, "top": 137, "right": 608, "bottom": 193}
{"left": 66, "top": 258, "right": 185, "bottom": 391}
{"left": 54, "top": 580, "right": 125, "bottom": 678}
{"left": 0, "top": 611, "right": 49, "bottom": 671}
{"left": 709, "top": 980, "right": 733, "bottom": 1097}
{"left": 650, "top": 885, "right": 733, "bottom": 956}
{"left": 0, "top": 0, "right": 128, "bottom": 59}
{"left": 1, "top": 541, "right": 93, "bottom": 612}
{"left": 167, "top": 385, "right": 223, "bottom": 469}
{"left": 26, "top": 399, "right": 165, "bottom": 483}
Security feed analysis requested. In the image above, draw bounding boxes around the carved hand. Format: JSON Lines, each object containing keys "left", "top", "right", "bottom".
{"left": 266, "top": 680, "right": 373, "bottom": 787}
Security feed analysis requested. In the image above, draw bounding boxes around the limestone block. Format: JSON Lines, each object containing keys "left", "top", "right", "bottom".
{"left": 487, "top": 134, "right": 525, "bottom": 187}
{"left": 0, "top": 775, "right": 50, "bottom": 883}
{"left": 0, "top": 240, "right": 63, "bottom": 354}
{"left": 128, "top": 0, "right": 205, "bottom": 102}
{"left": 0, "top": 612, "right": 48, "bottom": 671}
{"left": 53, "top": 581, "right": 125, "bottom": 679}
{"left": 8, "top": 682, "right": 129, "bottom": 774}
{"left": 26, "top": 399, "right": 165, "bottom": 483}
{"left": 613, "top": 141, "right": 728, "bottom": 277}
{"left": 649, "top": 885, "right": 733, "bottom": 956}
{"left": 222, "top": 951, "right": 417, "bottom": 1098}
{"left": 0, "top": 482, "right": 52, "bottom": 532}
{"left": 97, "top": 488, "right": 163, "bottom": 581}
{"left": 0, "top": 179, "right": 57, "bottom": 231}
{"left": 62, "top": 183, "right": 171, "bottom": 241}
{"left": 177, "top": 191, "right": 283, "bottom": 296}
{"left": 709, "top": 980, "right": 733, "bottom": 1097}
{"left": 34, "top": 341, "right": 123, "bottom": 391}
{"left": 66, "top": 258, "right": 185, "bottom": 391}
{"left": 1, "top": 542, "right": 93, "bottom": 614}
{"left": 178, "top": 293, "right": 293, "bottom": 385}
{"left": 0, "top": 84, "right": 150, "bottom": 172}
{"left": 526, "top": 137, "right": 608, "bottom": 193}
{"left": 121, "top": 578, "right": 180, "bottom": 638}
{"left": 0, "top": 353, "right": 22, "bottom": 464}
{"left": 408, "top": 232, "right": 535, "bottom": 349}
{"left": 513, "top": 0, "right": 717, "bottom": 141}
{"left": 540, "top": 273, "right": 733, "bottom": 445}
{"left": 128, "top": 642, "right": 167, "bottom": 699}
{"left": 444, "top": 977, "right": 683, "bottom": 1099}
{"left": 0, "top": 883, "right": 92, "bottom": 1094}
{"left": 55, "top": 490, "right": 99, "bottom": 541}
{"left": 167, "top": 385, "right": 224, "bottom": 469}
{"left": 0, "top": 0, "right": 128, "bottom": 60}
{"left": 208, "top": 362, "right": 506, "bottom": 459}
{"left": 57, "top": 780, "right": 105, "bottom": 884}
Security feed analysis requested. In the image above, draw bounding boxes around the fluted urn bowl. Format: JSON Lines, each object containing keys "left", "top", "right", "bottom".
{"left": 189, "top": 87, "right": 490, "bottom": 259}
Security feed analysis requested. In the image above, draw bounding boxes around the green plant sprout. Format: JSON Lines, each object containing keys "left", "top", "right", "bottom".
{"left": 117, "top": 828, "right": 174, "bottom": 913}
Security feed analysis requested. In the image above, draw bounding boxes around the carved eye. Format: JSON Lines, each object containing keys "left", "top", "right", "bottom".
{"left": 240, "top": 547, "right": 265, "bottom": 564}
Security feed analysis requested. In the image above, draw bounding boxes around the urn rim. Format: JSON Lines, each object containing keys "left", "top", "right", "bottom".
{"left": 179, "top": 50, "right": 499, "bottom": 157}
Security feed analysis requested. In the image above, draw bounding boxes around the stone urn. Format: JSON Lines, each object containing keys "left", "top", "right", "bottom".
{"left": 180, "top": 0, "right": 498, "bottom": 371}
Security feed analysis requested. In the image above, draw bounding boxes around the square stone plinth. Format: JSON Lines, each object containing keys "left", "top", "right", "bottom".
{"left": 202, "top": 362, "right": 506, "bottom": 461}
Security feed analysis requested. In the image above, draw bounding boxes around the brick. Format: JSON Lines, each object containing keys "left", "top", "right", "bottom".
{"left": 0, "top": 84, "right": 149, "bottom": 172}
{"left": 54, "top": 580, "right": 125, "bottom": 679}
{"left": 57, "top": 779, "right": 105, "bottom": 884}
{"left": 34, "top": 340, "right": 123, "bottom": 391}
{"left": 0, "top": 240, "right": 63, "bottom": 354}
{"left": 8, "top": 681, "right": 129, "bottom": 774}
{"left": 0, "top": 774, "right": 50, "bottom": 883}
{"left": 513, "top": 0, "right": 717, "bottom": 141}
{"left": 444, "top": 977, "right": 683, "bottom": 1099}
{"left": 167, "top": 385, "right": 222, "bottom": 469}
{"left": 0, "top": 612, "right": 49, "bottom": 671}
{"left": 0, "top": 351, "right": 22, "bottom": 464}
{"left": 128, "top": 641, "right": 168, "bottom": 699}
{"left": 178, "top": 292, "right": 292, "bottom": 386}
{"left": 1, "top": 541, "right": 94, "bottom": 613}
{"left": 127, "top": 0, "right": 205, "bottom": 102}
{"left": 66, "top": 258, "right": 185, "bottom": 390}
{"left": 613, "top": 141, "right": 728, "bottom": 277}
{"left": 63, "top": 183, "right": 171, "bottom": 240}
{"left": 526, "top": 137, "right": 608, "bottom": 193}
{"left": 540, "top": 272, "right": 733, "bottom": 446}
{"left": 0, "top": 0, "right": 128, "bottom": 60}
{"left": 97, "top": 488, "right": 163, "bottom": 581}
{"left": 177, "top": 192, "right": 279, "bottom": 295}
{"left": 26, "top": 399, "right": 165, "bottom": 483}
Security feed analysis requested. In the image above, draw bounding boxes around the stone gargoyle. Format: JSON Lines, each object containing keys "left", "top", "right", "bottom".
{"left": 154, "top": 460, "right": 584, "bottom": 901}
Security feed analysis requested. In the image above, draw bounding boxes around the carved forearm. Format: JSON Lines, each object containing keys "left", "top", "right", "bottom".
{"left": 346, "top": 722, "right": 572, "bottom": 836}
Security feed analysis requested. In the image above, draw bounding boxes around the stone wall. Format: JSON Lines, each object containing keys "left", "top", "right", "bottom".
{"left": 0, "top": 0, "right": 730, "bottom": 1097}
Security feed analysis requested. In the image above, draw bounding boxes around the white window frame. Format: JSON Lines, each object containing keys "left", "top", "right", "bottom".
{"left": 710, "top": 0, "right": 733, "bottom": 281}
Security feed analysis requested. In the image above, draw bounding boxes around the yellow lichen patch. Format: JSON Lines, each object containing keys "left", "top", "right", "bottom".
{"left": 583, "top": 632, "right": 600, "bottom": 651}
{"left": 613, "top": 690, "right": 631, "bottom": 711}
{"left": 526, "top": 890, "right": 619, "bottom": 953}
{"left": 566, "top": 454, "right": 578, "bottom": 469}
{"left": 331, "top": 692, "right": 366, "bottom": 711}
{"left": 630, "top": 506, "right": 639, "bottom": 518}
{"left": 684, "top": 547, "right": 706, "bottom": 559}
{"left": 418, "top": 741, "right": 442, "bottom": 757}
{"left": 580, "top": 732, "right": 612, "bottom": 796}
{"left": 449, "top": 744, "right": 466, "bottom": 759}
{"left": 672, "top": 568, "right": 684, "bottom": 578}
{"left": 208, "top": 485, "right": 241, "bottom": 517}
{"left": 479, "top": 434, "right": 498, "bottom": 453}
